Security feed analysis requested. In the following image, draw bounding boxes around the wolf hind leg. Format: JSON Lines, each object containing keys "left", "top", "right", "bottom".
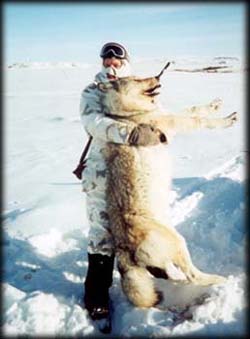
{"left": 189, "top": 268, "right": 226, "bottom": 286}
{"left": 173, "top": 256, "right": 227, "bottom": 286}
{"left": 173, "top": 237, "right": 227, "bottom": 286}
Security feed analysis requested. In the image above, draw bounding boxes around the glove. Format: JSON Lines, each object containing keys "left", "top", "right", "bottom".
{"left": 128, "top": 123, "right": 167, "bottom": 146}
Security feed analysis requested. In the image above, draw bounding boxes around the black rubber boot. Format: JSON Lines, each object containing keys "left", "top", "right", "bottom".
{"left": 84, "top": 253, "right": 115, "bottom": 332}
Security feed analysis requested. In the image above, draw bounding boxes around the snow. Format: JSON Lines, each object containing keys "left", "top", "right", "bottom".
{"left": 3, "top": 58, "right": 247, "bottom": 336}
{"left": 7, "top": 61, "right": 92, "bottom": 69}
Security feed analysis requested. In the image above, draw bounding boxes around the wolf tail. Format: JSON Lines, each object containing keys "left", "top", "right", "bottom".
{"left": 121, "top": 266, "right": 162, "bottom": 307}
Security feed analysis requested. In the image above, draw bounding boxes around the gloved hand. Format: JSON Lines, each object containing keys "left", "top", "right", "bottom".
{"left": 128, "top": 123, "right": 167, "bottom": 146}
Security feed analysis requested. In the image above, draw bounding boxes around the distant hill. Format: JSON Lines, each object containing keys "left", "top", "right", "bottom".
{"left": 6, "top": 57, "right": 245, "bottom": 73}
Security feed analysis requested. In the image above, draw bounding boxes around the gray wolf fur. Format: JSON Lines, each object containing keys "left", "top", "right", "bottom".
{"left": 97, "top": 74, "right": 237, "bottom": 307}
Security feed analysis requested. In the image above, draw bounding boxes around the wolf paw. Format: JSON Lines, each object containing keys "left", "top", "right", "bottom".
{"left": 225, "top": 112, "right": 238, "bottom": 127}
{"left": 209, "top": 97, "right": 223, "bottom": 112}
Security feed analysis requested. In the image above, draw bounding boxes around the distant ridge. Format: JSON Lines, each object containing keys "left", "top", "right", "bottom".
{"left": 7, "top": 57, "right": 244, "bottom": 73}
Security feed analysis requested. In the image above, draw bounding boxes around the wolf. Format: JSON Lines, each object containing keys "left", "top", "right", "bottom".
{"left": 97, "top": 66, "right": 237, "bottom": 308}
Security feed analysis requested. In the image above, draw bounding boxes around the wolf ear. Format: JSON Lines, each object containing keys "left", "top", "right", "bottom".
{"left": 97, "top": 82, "right": 114, "bottom": 92}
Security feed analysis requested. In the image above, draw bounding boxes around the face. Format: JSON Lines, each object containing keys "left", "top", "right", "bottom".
{"left": 103, "top": 57, "right": 123, "bottom": 69}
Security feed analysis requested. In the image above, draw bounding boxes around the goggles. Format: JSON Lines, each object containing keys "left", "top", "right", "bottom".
{"left": 100, "top": 43, "right": 128, "bottom": 59}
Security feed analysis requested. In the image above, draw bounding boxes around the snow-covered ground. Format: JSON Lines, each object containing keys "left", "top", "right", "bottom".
{"left": 3, "top": 58, "right": 247, "bottom": 337}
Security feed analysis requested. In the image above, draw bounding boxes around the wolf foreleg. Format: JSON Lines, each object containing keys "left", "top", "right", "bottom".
{"left": 147, "top": 111, "right": 237, "bottom": 136}
{"left": 180, "top": 98, "right": 223, "bottom": 117}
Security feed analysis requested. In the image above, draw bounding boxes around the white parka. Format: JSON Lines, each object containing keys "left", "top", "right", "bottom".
{"left": 79, "top": 62, "right": 137, "bottom": 255}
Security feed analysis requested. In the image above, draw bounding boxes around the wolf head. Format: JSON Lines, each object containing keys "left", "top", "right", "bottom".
{"left": 97, "top": 62, "right": 170, "bottom": 117}
{"left": 97, "top": 75, "right": 163, "bottom": 117}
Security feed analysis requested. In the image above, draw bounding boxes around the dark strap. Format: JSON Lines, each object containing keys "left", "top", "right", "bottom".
{"left": 72, "top": 136, "right": 93, "bottom": 180}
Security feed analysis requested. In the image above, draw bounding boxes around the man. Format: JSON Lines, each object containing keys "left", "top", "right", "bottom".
{"left": 79, "top": 42, "right": 165, "bottom": 331}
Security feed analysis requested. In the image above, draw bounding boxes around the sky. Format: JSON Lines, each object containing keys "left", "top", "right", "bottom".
{"left": 3, "top": 2, "right": 246, "bottom": 65}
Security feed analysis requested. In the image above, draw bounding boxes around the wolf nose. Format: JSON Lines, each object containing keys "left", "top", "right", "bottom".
{"left": 160, "top": 133, "right": 168, "bottom": 143}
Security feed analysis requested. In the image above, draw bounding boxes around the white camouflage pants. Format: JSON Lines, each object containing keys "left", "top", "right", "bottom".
{"left": 86, "top": 187, "right": 115, "bottom": 257}
{"left": 82, "top": 151, "right": 115, "bottom": 257}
